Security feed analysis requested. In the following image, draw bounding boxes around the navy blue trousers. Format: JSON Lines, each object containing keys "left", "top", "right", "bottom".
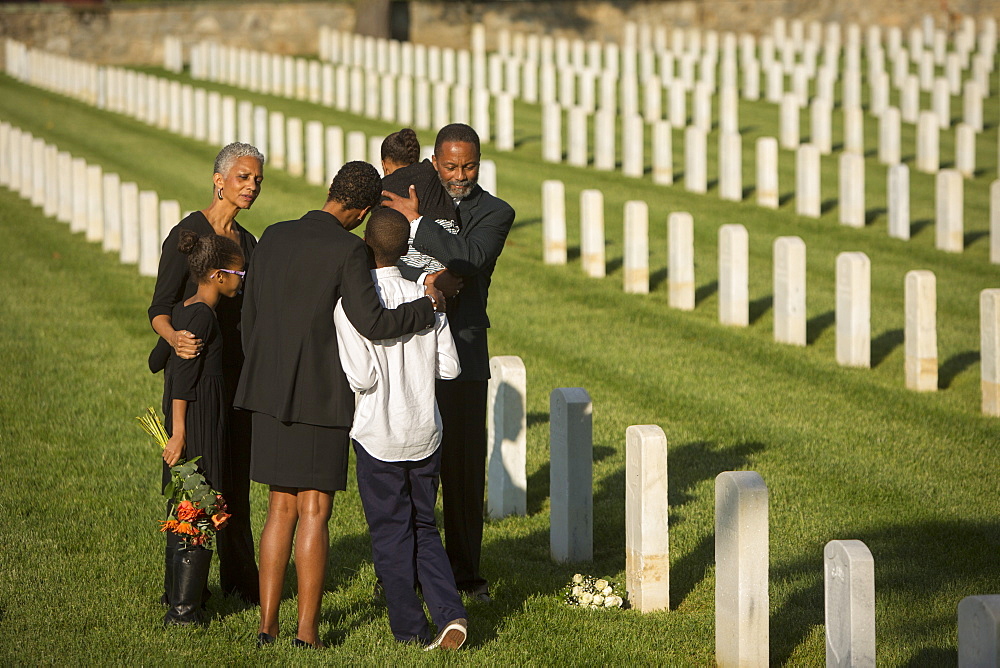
{"left": 354, "top": 441, "right": 467, "bottom": 643}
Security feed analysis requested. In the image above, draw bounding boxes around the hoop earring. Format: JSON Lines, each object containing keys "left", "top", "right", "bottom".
{"left": 217, "top": 188, "right": 224, "bottom": 200}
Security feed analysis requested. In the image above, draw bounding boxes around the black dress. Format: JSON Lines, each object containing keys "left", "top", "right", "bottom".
{"left": 162, "top": 302, "right": 227, "bottom": 490}
{"left": 149, "top": 211, "right": 259, "bottom": 603}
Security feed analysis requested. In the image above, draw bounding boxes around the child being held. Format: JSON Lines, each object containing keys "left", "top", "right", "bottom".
{"left": 334, "top": 207, "right": 467, "bottom": 650}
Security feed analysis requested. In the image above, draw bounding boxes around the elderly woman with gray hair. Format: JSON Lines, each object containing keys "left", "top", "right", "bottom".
{"left": 149, "top": 142, "right": 265, "bottom": 608}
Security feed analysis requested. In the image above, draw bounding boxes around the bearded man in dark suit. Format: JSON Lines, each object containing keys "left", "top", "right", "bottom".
{"left": 382, "top": 123, "right": 516, "bottom": 602}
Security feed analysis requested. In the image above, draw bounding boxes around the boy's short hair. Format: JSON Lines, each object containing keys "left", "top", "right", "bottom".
{"left": 326, "top": 161, "right": 382, "bottom": 210}
{"left": 365, "top": 208, "right": 410, "bottom": 263}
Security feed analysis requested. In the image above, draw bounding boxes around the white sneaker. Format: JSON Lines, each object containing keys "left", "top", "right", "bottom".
{"left": 424, "top": 618, "right": 467, "bottom": 651}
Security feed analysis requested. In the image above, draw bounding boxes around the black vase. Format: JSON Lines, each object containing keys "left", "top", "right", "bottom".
{"left": 163, "top": 544, "right": 213, "bottom": 626}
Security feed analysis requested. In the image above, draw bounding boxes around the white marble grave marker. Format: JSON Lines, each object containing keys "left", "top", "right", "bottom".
{"left": 757, "top": 137, "right": 779, "bottom": 209}
{"left": 684, "top": 126, "right": 707, "bottom": 194}
{"left": 905, "top": 270, "right": 938, "bottom": 392}
{"left": 836, "top": 252, "right": 871, "bottom": 368}
{"left": 652, "top": 121, "right": 673, "bottom": 185}
{"left": 879, "top": 107, "right": 901, "bottom": 165}
{"left": 120, "top": 182, "right": 139, "bottom": 265}
{"left": 668, "top": 212, "right": 695, "bottom": 310}
{"left": 624, "top": 200, "right": 649, "bottom": 294}
{"left": 719, "top": 132, "right": 742, "bottom": 202}
{"left": 774, "top": 236, "right": 806, "bottom": 346}
{"left": 780, "top": 93, "right": 800, "bottom": 150}
{"left": 936, "top": 170, "right": 964, "bottom": 252}
{"left": 888, "top": 164, "right": 911, "bottom": 240}
{"left": 719, "top": 224, "right": 749, "bottom": 327}
{"left": 542, "top": 180, "right": 567, "bottom": 265}
{"left": 955, "top": 124, "right": 976, "bottom": 179}
{"left": 305, "top": 120, "right": 324, "bottom": 186}
{"left": 85, "top": 164, "right": 104, "bottom": 243}
{"left": 138, "top": 190, "right": 160, "bottom": 277}
{"left": 486, "top": 356, "right": 527, "bottom": 519}
{"left": 580, "top": 189, "right": 605, "bottom": 278}
{"left": 625, "top": 425, "right": 669, "bottom": 613}
{"left": 917, "top": 111, "right": 940, "bottom": 173}
{"left": 796, "top": 144, "right": 821, "bottom": 218}
{"left": 824, "top": 540, "right": 876, "bottom": 667}
{"left": 102, "top": 172, "right": 121, "bottom": 253}
{"left": 991, "top": 180, "right": 1000, "bottom": 264}
{"left": 550, "top": 388, "right": 593, "bottom": 562}
{"left": 839, "top": 153, "right": 866, "bottom": 228}
{"left": 716, "top": 471, "right": 769, "bottom": 668}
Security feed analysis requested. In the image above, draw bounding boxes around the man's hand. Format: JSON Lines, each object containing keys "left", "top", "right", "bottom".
{"left": 427, "top": 269, "right": 463, "bottom": 298}
{"left": 381, "top": 185, "right": 420, "bottom": 223}
{"left": 170, "top": 329, "right": 202, "bottom": 359}
{"left": 425, "top": 284, "right": 446, "bottom": 313}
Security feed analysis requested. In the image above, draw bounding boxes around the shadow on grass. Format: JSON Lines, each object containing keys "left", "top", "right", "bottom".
{"left": 964, "top": 230, "right": 988, "bottom": 248}
{"left": 939, "top": 350, "right": 980, "bottom": 389}
{"left": 779, "top": 192, "right": 795, "bottom": 207}
{"left": 607, "top": 256, "right": 624, "bottom": 275}
{"left": 568, "top": 245, "right": 580, "bottom": 262}
{"left": 513, "top": 216, "right": 542, "bottom": 229}
{"left": 807, "top": 310, "right": 835, "bottom": 344}
{"left": 668, "top": 441, "right": 766, "bottom": 606}
{"left": 865, "top": 207, "right": 886, "bottom": 226}
{"left": 525, "top": 444, "right": 616, "bottom": 517}
{"left": 870, "top": 328, "right": 904, "bottom": 368}
{"left": 770, "top": 519, "right": 1000, "bottom": 665}
{"left": 696, "top": 280, "right": 718, "bottom": 306}
{"left": 820, "top": 198, "right": 838, "bottom": 215}
{"left": 911, "top": 219, "right": 933, "bottom": 237}
{"left": 749, "top": 295, "right": 773, "bottom": 325}
{"left": 650, "top": 266, "right": 668, "bottom": 292}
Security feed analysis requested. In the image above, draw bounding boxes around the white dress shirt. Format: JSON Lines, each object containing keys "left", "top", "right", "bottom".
{"left": 334, "top": 267, "right": 461, "bottom": 462}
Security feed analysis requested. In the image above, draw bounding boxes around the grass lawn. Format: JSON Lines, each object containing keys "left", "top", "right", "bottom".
{"left": 1, "top": 53, "right": 999, "bottom": 665}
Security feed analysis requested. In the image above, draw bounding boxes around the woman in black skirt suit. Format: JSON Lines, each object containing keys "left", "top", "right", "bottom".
{"left": 149, "top": 142, "right": 265, "bottom": 605}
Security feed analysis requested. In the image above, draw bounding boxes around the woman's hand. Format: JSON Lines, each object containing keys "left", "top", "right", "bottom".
{"left": 170, "top": 329, "right": 202, "bottom": 359}
{"left": 162, "top": 434, "right": 186, "bottom": 467}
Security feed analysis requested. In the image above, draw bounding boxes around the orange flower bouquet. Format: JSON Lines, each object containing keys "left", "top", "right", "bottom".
{"left": 137, "top": 407, "right": 230, "bottom": 549}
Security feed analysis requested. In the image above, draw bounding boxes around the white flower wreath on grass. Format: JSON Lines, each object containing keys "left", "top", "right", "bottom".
{"left": 562, "top": 573, "right": 626, "bottom": 609}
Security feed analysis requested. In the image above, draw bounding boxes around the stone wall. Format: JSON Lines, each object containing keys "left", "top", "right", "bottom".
{"left": 0, "top": 2, "right": 354, "bottom": 66}
{"left": 1, "top": 0, "right": 998, "bottom": 69}
{"left": 409, "top": 0, "right": 1000, "bottom": 50}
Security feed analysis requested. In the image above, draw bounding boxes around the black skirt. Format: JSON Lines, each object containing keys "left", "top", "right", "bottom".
{"left": 249, "top": 412, "right": 350, "bottom": 492}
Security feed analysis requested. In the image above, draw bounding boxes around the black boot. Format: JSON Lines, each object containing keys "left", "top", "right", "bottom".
{"left": 161, "top": 531, "right": 182, "bottom": 606}
{"left": 163, "top": 545, "right": 213, "bottom": 626}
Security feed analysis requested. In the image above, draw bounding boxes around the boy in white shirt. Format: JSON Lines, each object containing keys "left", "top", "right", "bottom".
{"left": 334, "top": 207, "right": 467, "bottom": 650}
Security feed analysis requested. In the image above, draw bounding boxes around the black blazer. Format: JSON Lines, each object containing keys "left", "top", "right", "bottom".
{"left": 383, "top": 161, "right": 515, "bottom": 382}
{"left": 234, "top": 210, "right": 435, "bottom": 427}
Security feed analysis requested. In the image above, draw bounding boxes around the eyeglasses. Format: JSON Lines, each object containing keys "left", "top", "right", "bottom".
{"left": 219, "top": 269, "right": 246, "bottom": 278}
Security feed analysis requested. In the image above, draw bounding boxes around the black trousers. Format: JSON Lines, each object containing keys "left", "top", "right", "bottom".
{"left": 436, "top": 378, "right": 488, "bottom": 594}
{"left": 216, "top": 405, "right": 259, "bottom": 603}
{"left": 355, "top": 442, "right": 466, "bottom": 642}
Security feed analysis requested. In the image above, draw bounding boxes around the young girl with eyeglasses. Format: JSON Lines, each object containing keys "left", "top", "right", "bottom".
{"left": 160, "top": 229, "right": 245, "bottom": 626}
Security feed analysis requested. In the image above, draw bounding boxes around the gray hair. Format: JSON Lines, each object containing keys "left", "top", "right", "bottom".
{"left": 213, "top": 142, "right": 265, "bottom": 176}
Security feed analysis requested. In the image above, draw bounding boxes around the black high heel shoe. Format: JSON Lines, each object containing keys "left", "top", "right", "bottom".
{"left": 292, "top": 638, "right": 321, "bottom": 649}
{"left": 256, "top": 633, "right": 275, "bottom": 648}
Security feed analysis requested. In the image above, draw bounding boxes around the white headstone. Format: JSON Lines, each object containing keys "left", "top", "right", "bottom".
{"left": 495, "top": 93, "right": 514, "bottom": 152}
{"left": 719, "top": 224, "right": 749, "bottom": 327}
{"left": 669, "top": 81, "right": 687, "bottom": 128}
{"left": 70, "top": 157, "right": 88, "bottom": 234}
{"left": 580, "top": 189, "right": 606, "bottom": 278}
{"left": 839, "top": 153, "right": 866, "bottom": 228}
{"left": 774, "top": 236, "right": 807, "bottom": 346}
{"left": 85, "top": 164, "right": 104, "bottom": 243}
{"left": 119, "top": 181, "right": 139, "bottom": 265}
{"left": 138, "top": 190, "right": 160, "bottom": 277}
{"left": 824, "top": 540, "right": 876, "bottom": 667}
{"left": 684, "top": 126, "right": 707, "bottom": 194}
{"left": 305, "top": 120, "right": 324, "bottom": 186}
{"left": 652, "top": 121, "right": 673, "bottom": 185}
{"left": 888, "top": 164, "right": 911, "bottom": 240}
{"left": 285, "top": 117, "right": 304, "bottom": 178}
{"left": 982, "top": 289, "right": 1000, "bottom": 415}
{"left": 346, "top": 130, "right": 366, "bottom": 163}
{"left": 878, "top": 107, "right": 901, "bottom": 165}
{"left": 811, "top": 98, "right": 832, "bottom": 155}
{"left": 991, "top": 181, "right": 1000, "bottom": 264}
{"left": 668, "top": 212, "right": 695, "bottom": 311}
{"left": 159, "top": 200, "right": 180, "bottom": 248}
{"left": 756, "top": 137, "right": 779, "bottom": 209}
{"left": 716, "top": 471, "right": 769, "bottom": 667}
{"left": 935, "top": 169, "right": 964, "bottom": 252}
{"left": 486, "top": 356, "right": 527, "bottom": 519}
{"left": 916, "top": 111, "right": 940, "bottom": 173}
{"left": 836, "top": 252, "right": 871, "bottom": 368}
{"left": 843, "top": 107, "right": 864, "bottom": 155}
{"left": 102, "top": 172, "right": 122, "bottom": 253}
{"left": 542, "top": 180, "right": 567, "bottom": 265}
{"left": 932, "top": 78, "right": 951, "bottom": 129}
{"left": 624, "top": 200, "right": 649, "bottom": 294}
{"left": 780, "top": 93, "right": 800, "bottom": 150}
{"left": 621, "top": 115, "right": 644, "bottom": 178}
{"left": 796, "top": 144, "right": 821, "bottom": 218}
{"left": 719, "top": 132, "right": 742, "bottom": 201}
{"left": 955, "top": 123, "right": 976, "bottom": 179}
{"left": 550, "top": 388, "right": 593, "bottom": 562}
{"left": 542, "top": 103, "right": 562, "bottom": 163}
{"left": 901, "top": 75, "right": 920, "bottom": 124}
{"left": 905, "top": 270, "right": 938, "bottom": 392}
{"left": 324, "top": 126, "right": 343, "bottom": 183}
{"left": 625, "top": 425, "right": 669, "bottom": 613}
{"left": 268, "top": 111, "right": 285, "bottom": 170}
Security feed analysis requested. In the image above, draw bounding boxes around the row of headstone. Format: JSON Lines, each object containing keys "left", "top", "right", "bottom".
{"left": 4, "top": 42, "right": 503, "bottom": 196}
{"left": 0, "top": 120, "right": 177, "bottom": 278}
{"left": 494, "top": 370, "right": 1000, "bottom": 660}
{"left": 187, "top": 40, "right": 511, "bottom": 147}
{"left": 538, "top": 180, "right": 1000, "bottom": 408}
